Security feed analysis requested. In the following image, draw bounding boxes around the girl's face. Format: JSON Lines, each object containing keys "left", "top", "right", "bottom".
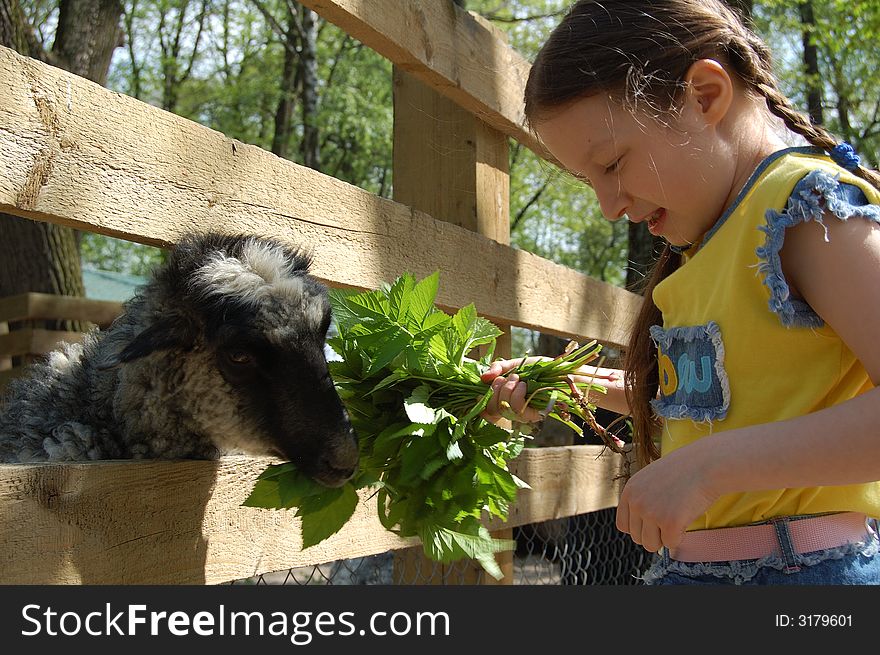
{"left": 534, "top": 93, "right": 739, "bottom": 248}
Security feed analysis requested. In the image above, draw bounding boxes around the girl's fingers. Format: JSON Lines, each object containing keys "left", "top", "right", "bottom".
{"left": 616, "top": 500, "right": 630, "bottom": 536}
{"left": 480, "top": 359, "right": 520, "bottom": 382}
{"left": 480, "top": 356, "right": 549, "bottom": 383}
{"left": 483, "top": 375, "right": 508, "bottom": 418}
{"left": 639, "top": 523, "right": 664, "bottom": 554}
{"left": 481, "top": 374, "right": 541, "bottom": 424}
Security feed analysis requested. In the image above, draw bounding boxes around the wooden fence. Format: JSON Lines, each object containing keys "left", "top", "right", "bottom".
{"left": 0, "top": 0, "right": 642, "bottom": 584}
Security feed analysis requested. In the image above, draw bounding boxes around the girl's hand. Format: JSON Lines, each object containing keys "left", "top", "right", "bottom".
{"left": 480, "top": 358, "right": 547, "bottom": 424}
{"left": 479, "top": 357, "right": 621, "bottom": 424}
{"left": 615, "top": 440, "right": 720, "bottom": 552}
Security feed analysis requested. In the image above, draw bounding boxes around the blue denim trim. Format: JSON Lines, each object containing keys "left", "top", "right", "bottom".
{"left": 756, "top": 170, "right": 880, "bottom": 328}
{"left": 649, "top": 321, "right": 730, "bottom": 422}
{"left": 641, "top": 531, "right": 879, "bottom": 585}
{"left": 698, "top": 146, "right": 822, "bottom": 250}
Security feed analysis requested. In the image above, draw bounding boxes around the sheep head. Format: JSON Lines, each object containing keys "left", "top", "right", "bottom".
{"left": 100, "top": 233, "right": 359, "bottom": 488}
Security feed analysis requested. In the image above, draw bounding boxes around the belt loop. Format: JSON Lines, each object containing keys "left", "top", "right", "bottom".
{"left": 771, "top": 517, "right": 801, "bottom": 574}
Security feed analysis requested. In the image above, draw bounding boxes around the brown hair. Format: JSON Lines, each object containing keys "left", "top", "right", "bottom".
{"left": 524, "top": 0, "right": 880, "bottom": 467}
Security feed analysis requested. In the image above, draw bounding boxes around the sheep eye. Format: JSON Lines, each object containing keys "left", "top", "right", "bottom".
{"left": 226, "top": 350, "right": 252, "bottom": 365}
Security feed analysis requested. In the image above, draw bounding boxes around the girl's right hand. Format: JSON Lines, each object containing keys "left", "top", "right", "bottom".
{"left": 480, "top": 358, "right": 624, "bottom": 424}
{"left": 479, "top": 358, "right": 547, "bottom": 424}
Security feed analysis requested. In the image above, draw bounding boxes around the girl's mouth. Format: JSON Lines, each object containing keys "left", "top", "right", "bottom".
{"left": 647, "top": 208, "right": 666, "bottom": 235}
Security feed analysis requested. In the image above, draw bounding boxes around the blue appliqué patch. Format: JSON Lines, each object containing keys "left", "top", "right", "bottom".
{"left": 649, "top": 321, "right": 730, "bottom": 422}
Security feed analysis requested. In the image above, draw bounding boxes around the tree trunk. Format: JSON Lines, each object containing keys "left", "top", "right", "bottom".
{"left": 0, "top": 219, "right": 85, "bottom": 298}
{"left": 0, "top": 0, "right": 122, "bottom": 301}
{"left": 54, "top": 0, "right": 123, "bottom": 84}
{"left": 799, "top": 0, "right": 824, "bottom": 125}
{"left": 299, "top": 6, "right": 320, "bottom": 170}
{"left": 271, "top": 2, "right": 300, "bottom": 160}
{"left": 0, "top": 0, "right": 43, "bottom": 57}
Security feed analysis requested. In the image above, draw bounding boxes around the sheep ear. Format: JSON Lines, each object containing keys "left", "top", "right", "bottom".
{"left": 97, "top": 318, "right": 194, "bottom": 370}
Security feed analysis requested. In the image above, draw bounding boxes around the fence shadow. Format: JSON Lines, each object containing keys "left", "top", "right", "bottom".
{"left": 0, "top": 460, "right": 217, "bottom": 584}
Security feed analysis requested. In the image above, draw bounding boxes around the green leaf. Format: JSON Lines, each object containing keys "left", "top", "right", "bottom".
{"left": 420, "top": 456, "right": 448, "bottom": 480}
{"left": 256, "top": 462, "right": 300, "bottom": 481}
{"left": 299, "top": 484, "right": 360, "bottom": 549}
{"left": 475, "top": 454, "right": 519, "bottom": 504}
{"left": 407, "top": 271, "right": 440, "bottom": 325}
{"left": 366, "top": 329, "right": 413, "bottom": 375}
{"left": 370, "top": 369, "right": 408, "bottom": 393}
{"left": 404, "top": 385, "right": 436, "bottom": 424}
{"left": 241, "top": 479, "right": 282, "bottom": 508}
{"left": 353, "top": 324, "right": 404, "bottom": 348}
{"left": 452, "top": 304, "right": 478, "bottom": 339}
{"left": 328, "top": 288, "right": 362, "bottom": 330}
{"left": 277, "top": 469, "right": 329, "bottom": 508}
{"left": 417, "top": 524, "right": 515, "bottom": 580}
{"left": 372, "top": 421, "right": 433, "bottom": 462}
{"left": 388, "top": 272, "right": 415, "bottom": 321}
{"left": 445, "top": 440, "right": 464, "bottom": 460}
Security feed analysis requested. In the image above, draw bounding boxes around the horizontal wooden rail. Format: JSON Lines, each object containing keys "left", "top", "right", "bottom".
{"left": 0, "top": 370, "right": 23, "bottom": 387}
{"left": 0, "top": 445, "right": 628, "bottom": 584}
{"left": 0, "top": 293, "right": 122, "bottom": 326}
{"left": 0, "top": 46, "right": 640, "bottom": 347}
{"left": 299, "top": 0, "right": 546, "bottom": 159}
{"left": 0, "top": 328, "right": 86, "bottom": 359}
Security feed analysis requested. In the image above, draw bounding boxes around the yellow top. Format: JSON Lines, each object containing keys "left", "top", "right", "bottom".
{"left": 652, "top": 148, "right": 880, "bottom": 530}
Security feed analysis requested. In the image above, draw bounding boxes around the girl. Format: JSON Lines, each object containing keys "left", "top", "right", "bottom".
{"left": 482, "top": 0, "right": 880, "bottom": 585}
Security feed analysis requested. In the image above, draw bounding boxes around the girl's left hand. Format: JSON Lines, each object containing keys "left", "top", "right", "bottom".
{"left": 615, "top": 441, "right": 720, "bottom": 552}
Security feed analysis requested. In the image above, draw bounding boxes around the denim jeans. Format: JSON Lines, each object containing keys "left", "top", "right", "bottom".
{"left": 642, "top": 519, "right": 880, "bottom": 586}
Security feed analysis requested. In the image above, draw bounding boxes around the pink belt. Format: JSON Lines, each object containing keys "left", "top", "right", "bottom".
{"left": 669, "top": 512, "right": 874, "bottom": 563}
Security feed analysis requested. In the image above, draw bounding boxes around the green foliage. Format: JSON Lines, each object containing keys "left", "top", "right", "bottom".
{"left": 244, "top": 272, "right": 607, "bottom": 578}
{"left": 754, "top": 0, "right": 880, "bottom": 166}
{"left": 79, "top": 233, "right": 166, "bottom": 277}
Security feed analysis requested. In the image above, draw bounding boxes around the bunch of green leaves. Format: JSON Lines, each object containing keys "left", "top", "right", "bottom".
{"left": 244, "top": 272, "right": 607, "bottom": 579}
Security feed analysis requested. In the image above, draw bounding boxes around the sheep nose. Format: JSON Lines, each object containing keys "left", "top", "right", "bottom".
{"left": 329, "top": 433, "right": 359, "bottom": 472}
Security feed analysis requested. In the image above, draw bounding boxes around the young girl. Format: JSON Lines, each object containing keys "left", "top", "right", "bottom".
{"left": 481, "top": 0, "right": 880, "bottom": 585}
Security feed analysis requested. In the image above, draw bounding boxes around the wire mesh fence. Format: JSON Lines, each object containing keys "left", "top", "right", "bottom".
{"left": 227, "top": 506, "right": 651, "bottom": 585}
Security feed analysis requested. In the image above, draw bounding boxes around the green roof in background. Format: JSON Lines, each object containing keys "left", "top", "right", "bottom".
{"left": 83, "top": 268, "right": 147, "bottom": 302}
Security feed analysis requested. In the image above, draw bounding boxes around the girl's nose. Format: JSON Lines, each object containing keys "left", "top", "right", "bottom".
{"left": 594, "top": 183, "right": 630, "bottom": 222}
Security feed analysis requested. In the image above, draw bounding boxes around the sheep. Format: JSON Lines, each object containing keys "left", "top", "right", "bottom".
{"left": 0, "top": 232, "right": 359, "bottom": 488}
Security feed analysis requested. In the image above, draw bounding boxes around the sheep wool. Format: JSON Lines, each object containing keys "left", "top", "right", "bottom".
{"left": 0, "top": 233, "right": 359, "bottom": 488}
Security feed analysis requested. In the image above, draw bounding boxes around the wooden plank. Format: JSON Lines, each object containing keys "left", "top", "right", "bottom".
{"left": 0, "top": 46, "right": 640, "bottom": 347}
{"left": 0, "top": 297, "right": 29, "bottom": 326}
{"left": 0, "top": 293, "right": 122, "bottom": 327}
{"left": 489, "top": 445, "right": 630, "bottom": 530}
{"left": 392, "top": 69, "right": 516, "bottom": 584}
{"left": 0, "top": 321, "right": 9, "bottom": 371}
{"left": 0, "top": 328, "right": 86, "bottom": 358}
{"left": 300, "top": 0, "right": 545, "bottom": 159}
{"left": 0, "top": 446, "right": 628, "bottom": 584}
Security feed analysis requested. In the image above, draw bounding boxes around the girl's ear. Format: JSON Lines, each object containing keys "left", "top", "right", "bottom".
{"left": 684, "top": 59, "right": 734, "bottom": 126}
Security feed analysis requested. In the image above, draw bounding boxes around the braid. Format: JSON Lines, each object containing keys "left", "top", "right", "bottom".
{"left": 726, "top": 28, "right": 880, "bottom": 189}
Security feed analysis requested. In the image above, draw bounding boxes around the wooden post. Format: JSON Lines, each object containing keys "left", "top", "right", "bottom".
{"left": 0, "top": 320, "right": 9, "bottom": 371}
{"left": 391, "top": 58, "right": 514, "bottom": 583}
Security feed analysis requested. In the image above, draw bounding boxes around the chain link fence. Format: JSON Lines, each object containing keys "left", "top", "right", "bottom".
{"left": 228, "top": 507, "right": 651, "bottom": 585}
